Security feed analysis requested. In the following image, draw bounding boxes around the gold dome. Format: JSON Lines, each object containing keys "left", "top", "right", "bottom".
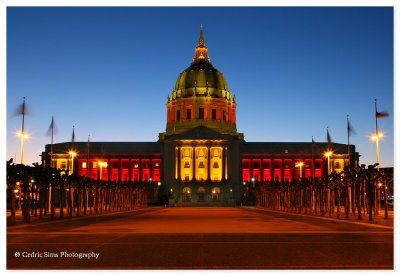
{"left": 171, "top": 26, "right": 232, "bottom": 100}
{"left": 172, "top": 61, "right": 231, "bottom": 99}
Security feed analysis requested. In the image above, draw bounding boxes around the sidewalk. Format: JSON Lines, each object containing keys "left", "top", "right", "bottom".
{"left": 248, "top": 206, "right": 394, "bottom": 229}
{"left": 6, "top": 206, "right": 153, "bottom": 228}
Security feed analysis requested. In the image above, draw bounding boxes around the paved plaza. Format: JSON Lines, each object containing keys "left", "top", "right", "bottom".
{"left": 7, "top": 207, "right": 393, "bottom": 269}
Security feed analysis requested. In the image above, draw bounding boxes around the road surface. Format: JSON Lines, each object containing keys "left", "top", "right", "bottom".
{"left": 7, "top": 207, "right": 393, "bottom": 269}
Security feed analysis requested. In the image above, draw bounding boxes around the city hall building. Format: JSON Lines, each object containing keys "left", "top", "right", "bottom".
{"left": 42, "top": 27, "right": 358, "bottom": 206}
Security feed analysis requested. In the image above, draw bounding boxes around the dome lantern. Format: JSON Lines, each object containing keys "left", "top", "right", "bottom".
{"left": 193, "top": 24, "right": 210, "bottom": 63}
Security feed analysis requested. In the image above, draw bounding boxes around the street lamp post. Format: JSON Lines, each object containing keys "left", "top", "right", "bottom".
{"left": 324, "top": 151, "right": 333, "bottom": 175}
{"left": 16, "top": 131, "right": 29, "bottom": 165}
{"left": 98, "top": 161, "right": 107, "bottom": 181}
{"left": 69, "top": 151, "right": 77, "bottom": 175}
{"left": 370, "top": 132, "right": 384, "bottom": 169}
{"left": 296, "top": 161, "right": 304, "bottom": 179}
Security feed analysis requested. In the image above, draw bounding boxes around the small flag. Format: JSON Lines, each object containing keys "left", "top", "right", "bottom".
{"left": 46, "top": 116, "right": 58, "bottom": 136}
{"left": 327, "top": 127, "right": 332, "bottom": 145}
{"left": 71, "top": 126, "right": 75, "bottom": 143}
{"left": 375, "top": 99, "right": 389, "bottom": 118}
{"left": 376, "top": 111, "right": 389, "bottom": 118}
{"left": 13, "top": 97, "right": 29, "bottom": 116}
{"left": 347, "top": 116, "right": 357, "bottom": 136}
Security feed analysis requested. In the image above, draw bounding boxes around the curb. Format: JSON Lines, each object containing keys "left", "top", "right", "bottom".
{"left": 7, "top": 207, "right": 161, "bottom": 229}
{"left": 244, "top": 206, "right": 394, "bottom": 230}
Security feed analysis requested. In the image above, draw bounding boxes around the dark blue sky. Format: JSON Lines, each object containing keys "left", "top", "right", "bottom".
{"left": 7, "top": 7, "right": 393, "bottom": 167}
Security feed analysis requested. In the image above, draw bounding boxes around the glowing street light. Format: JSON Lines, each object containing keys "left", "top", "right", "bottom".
{"left": 98, "top": 161, "right": 107, "bottom": 180}
{"left": 251, "top": 177, "right": 255, "bottom": 188}
{"left": 296, "top": 161, "right": 304, "bottom": 179}
{"left": 324, "top": 151, "right": 333, "bottom": 174}
{"left": 370, "top": 132, "right": 384, "bottom": 169}
{"left": 68, "top": 150, "right": 77, "bottom": 175}
{"left": 157, "top": 182, "right": 161, "bottom": 186}
{"left": 16, "top": 131, "right": 29, "bottom": 164}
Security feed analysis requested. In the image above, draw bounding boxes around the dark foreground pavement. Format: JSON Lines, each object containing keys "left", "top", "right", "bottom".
{"left": 7, "top": 207, "right": 393, "bottom": 269}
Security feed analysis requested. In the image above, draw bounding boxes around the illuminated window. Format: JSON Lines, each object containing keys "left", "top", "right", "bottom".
{"left": 61, "top": 161, "right": 67, "bottom": 169}
{"left": 154, "top": 162, "right": 159, "bottom": 167}
{"left": 199, "top": 108, "right": 204, "bottom": 119}
{"left": 93, "top": 162, "right": 97, "bottom": 169}
{"left": 134, "top": 163, "right": 139, "bottom": 168}
{"left": 186, "top": 109, "right": 191, "bottom": 120}
{"left": 176, "top": 110, "right": 181, "bottom": 120}
{"left": 212, "top": 109, "right": 217, "bottom": 120}
{"left": 335, "top": 162, "right": 341, "bottom": 169}
{"left": 82, "top": 162, "right": 87, "bottom": 169}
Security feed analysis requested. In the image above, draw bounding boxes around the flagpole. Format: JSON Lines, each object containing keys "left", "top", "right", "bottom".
{"left": 19, "top": 97, "right": 26, "bottom": 164}
{"left": 347, "top": 115, "right": 350, "bottom": 167}
{"left": 87, "top": 134, "right": 90, "bottom": 178}
{"left": 311, "top": 136, "right": 315, "bottom": 180}
{"left": 375, "top": 99, "right": 380, "bottom": 169}
{"left": 50, "top": 116, "right": 54, "bottom": 168}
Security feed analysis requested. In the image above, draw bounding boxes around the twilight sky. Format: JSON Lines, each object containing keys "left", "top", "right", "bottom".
{"left": 6, "top": 7, "right": 394, "bottom": 167}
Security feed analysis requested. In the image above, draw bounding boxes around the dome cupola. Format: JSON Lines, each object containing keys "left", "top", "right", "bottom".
{"left": 165, "top": 25, "right": 237, "bottom": 136}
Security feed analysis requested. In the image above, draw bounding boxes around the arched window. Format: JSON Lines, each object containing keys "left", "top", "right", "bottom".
{"left": 212, "top": 187, "right": 221, "bottom": 201}
{"left": 182, "top": 187, "right": 191, "bottom": 202}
